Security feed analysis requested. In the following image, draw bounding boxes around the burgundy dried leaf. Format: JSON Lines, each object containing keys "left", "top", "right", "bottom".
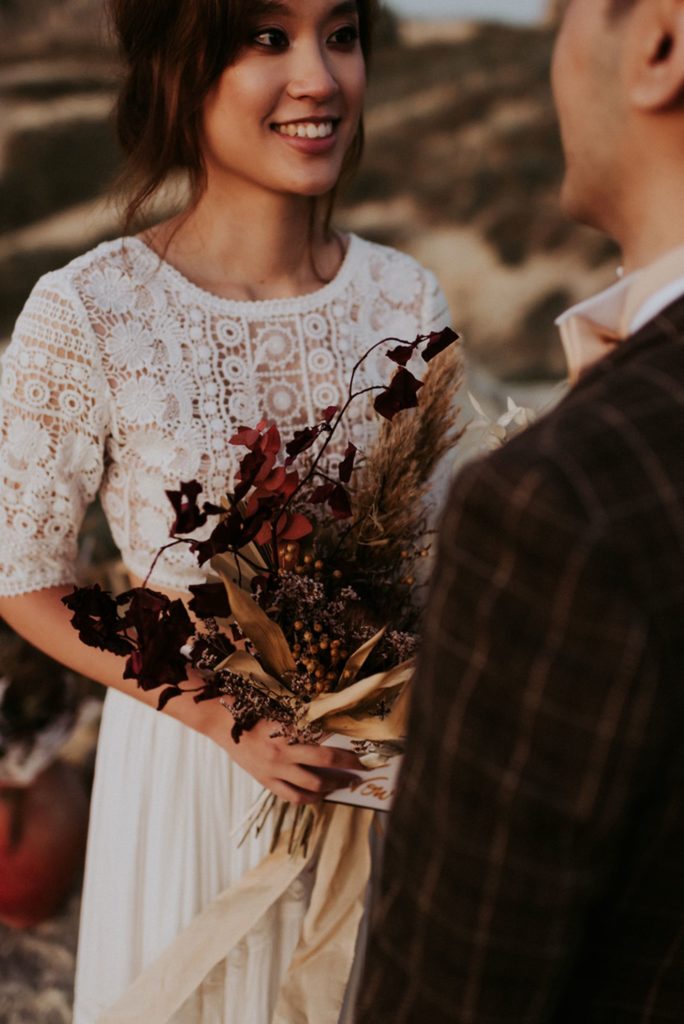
{"left": 374, "top": 367, "right": 424, "bottom": 421}
{"left": 238, "top": 449, "right": 267, "bottom": 487}
{"left": 387, "top": 344, "right": 416, "bottom": 367}
{"left": 338, "top": 443, "right": 357, "bottom": 484}
{"left": 188, "top": 582, "right": 231, "bottom": 619}
{"left": 233, "top": 478, "right": 251, "bottom": 504}
{"left": 157, "top": 686, "right": 184, "bottom": 711}
{"left": 254, "top": 521, "right": 274, "bottom": 546}
{"left": 280, "top": 470, "right": 300, "bottom": 501}
{"left": 322, "top": 405, "right": 339, "bottom": 423}
{"left": 328, "top": 483, "right": 352, "bottom": 520}
{"left": 260, "top": 466, "right": 287, "bottom": 493}
{"left": 262, "top": 424, "right": 282, "bottom": 455}
{"left": 62, "top": 585, "right": 134, "bottom": 657}
{"left": 191, "top": 519, "right": 234, "bottom": 566}
{"left": 193, "top": 676, "right": 225, "bottom": 704}
{"left": 421, "top": 326, "right": 459, "bottom": 363}
{"left": 193, "top": 689, "right": 219, "bottom": 705}
{"left": 230, "top": 425, "right": 262, "bottom": 449}
{"left": 166, "top": 480, "right": 207, "bottom": 536}
{"left": 209, "top": 497, "right": 279, "bottom": 556}
{"left": 278, "top": 513, "right": 313, "bottom": 541}
{"left": 254, "top": 453, "right": 277, "bottom": 486}
{"left": 311, "top": 482, "right": 335, "bottom": 504}
{"left": 122, "top": 596, "right": 193, "bottom": 691}
{"left": 118, "top": 587, "right": 170, "bottom": 634}
{"left": 285, "top": 425, "right": 322, "bottom": 463}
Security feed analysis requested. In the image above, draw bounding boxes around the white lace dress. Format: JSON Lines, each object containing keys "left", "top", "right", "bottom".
{"left": 0, "top": 234, "right": 450, "bottom": 1024}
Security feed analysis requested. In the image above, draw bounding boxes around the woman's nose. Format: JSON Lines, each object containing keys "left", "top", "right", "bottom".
{"left": 287, "top": 43, "right": 340, "bottom": 103}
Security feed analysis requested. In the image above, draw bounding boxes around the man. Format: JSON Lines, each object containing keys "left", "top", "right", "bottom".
{"left": 357, "top": 1, "right": 684, "bottom": 1020}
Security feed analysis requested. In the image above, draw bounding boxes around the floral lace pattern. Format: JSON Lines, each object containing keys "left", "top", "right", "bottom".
{"left": 0, "top": 235, "right": 450, "bottom": 595}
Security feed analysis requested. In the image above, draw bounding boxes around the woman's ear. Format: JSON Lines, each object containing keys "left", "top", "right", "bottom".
{"left": 627, "top": 0, "right": 684, "bottom": 110}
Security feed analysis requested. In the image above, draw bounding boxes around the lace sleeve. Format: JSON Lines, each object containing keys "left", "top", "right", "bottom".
{"left": 421, "top": 269, "right": 451, "bottom": 334}
{"left": 0, "top": 274, "right": 109, "bottom": 596}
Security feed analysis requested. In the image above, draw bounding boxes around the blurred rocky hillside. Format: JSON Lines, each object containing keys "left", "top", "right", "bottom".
{"left": 0, "top": 1, "right": 618, "bottom": 380}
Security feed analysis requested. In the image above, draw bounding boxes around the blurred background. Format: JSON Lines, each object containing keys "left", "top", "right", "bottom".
{"left": 0, "top": 0, "right": 616, "bottom": 1019}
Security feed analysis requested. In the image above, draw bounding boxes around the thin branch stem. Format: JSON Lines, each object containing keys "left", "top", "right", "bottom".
{"left": 278, "top": 385, "right": 383, "bottom": 523}
{"left": 348, "top": 335, "right": 423, "bottom": 400}
{"left": 142, "top": 539, "right": 185, "bottom": 589}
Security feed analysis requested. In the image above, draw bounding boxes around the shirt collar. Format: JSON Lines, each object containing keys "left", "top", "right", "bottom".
{"left": 556, "top": 244, "right": 684, "bottom": 338}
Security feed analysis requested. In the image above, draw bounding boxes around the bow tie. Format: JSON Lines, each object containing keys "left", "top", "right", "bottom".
{"left": 558, "top": 244, "right": 684, "bottom": 385}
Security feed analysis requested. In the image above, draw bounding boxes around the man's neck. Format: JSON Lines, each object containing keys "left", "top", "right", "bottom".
{"left": 615, "top": 171, "right": 684, "bottom": 274}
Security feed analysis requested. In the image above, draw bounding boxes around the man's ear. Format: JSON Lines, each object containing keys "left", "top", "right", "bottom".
{"left": 627, "top": 0, "right": 684, "bottom": 110}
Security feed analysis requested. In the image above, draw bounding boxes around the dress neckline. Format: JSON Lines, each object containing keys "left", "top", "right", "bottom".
{"left": 123, "top": 233, "right": 362, "bottom": 316}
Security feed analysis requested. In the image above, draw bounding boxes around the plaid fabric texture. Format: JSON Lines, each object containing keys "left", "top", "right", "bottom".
{"left": 357, "top": 297, "right": 684, "bottom": 1023}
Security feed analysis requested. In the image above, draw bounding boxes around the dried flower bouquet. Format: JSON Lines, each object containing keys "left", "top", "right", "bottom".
{"left": 64, "top": 327, "right": 463, "bottom": 821}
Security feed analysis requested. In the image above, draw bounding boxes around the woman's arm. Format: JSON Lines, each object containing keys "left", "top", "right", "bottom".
{"left": 0, "top": 587, "right": 363, "bottom": 803}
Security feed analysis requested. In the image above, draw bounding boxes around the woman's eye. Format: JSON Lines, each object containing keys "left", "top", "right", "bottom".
{"left": 329, "top": 25, "right": 359, "bottom": 48}
{"left": 252, "top": 27, "right": 289, "bottom": 50}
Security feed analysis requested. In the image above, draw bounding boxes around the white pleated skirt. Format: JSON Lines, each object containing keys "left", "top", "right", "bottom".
{"left": 72, "top": 689, "right": 317, "bottom": 1024}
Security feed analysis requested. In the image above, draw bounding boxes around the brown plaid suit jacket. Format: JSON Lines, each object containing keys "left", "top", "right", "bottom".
{"left": 356, "top": 297, "right": 684, "bottom": 1023}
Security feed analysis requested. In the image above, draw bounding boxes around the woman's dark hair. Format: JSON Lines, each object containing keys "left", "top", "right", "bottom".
{"left": 108, "top": 0, "right": 378, "bottom": 231}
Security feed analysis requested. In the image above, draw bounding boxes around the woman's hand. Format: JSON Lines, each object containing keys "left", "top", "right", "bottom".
{"left": 229, "top": 720, "right": 365, "bottom": 804}
{"left": 199, "top": 701, "right": 365, "bottom": 805}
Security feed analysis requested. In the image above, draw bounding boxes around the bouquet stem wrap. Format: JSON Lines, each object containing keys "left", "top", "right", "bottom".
{"left": 98, "top": 803, "right": 374, "bottom": 1024}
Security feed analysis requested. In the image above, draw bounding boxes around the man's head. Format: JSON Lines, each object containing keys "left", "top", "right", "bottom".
{"left": 552, "top": 0, "right": 684, "bottom": 263}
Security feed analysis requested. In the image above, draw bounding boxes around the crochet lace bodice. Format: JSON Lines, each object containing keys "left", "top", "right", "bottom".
{"left": 0, "top": 234, "right": 450, "bottom": 596}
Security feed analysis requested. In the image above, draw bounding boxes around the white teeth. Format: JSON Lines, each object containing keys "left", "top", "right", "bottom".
{"left": 275, "top": 121, "right": 335, "bottom": 140}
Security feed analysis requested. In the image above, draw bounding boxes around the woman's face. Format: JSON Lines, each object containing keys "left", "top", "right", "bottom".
{"left": 201, "top": 0, "right": 367, "bottom": 200}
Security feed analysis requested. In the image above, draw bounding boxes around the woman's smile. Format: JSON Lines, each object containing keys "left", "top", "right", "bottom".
{"left": 272, "top": 118, "right": 338, "bottom": 139}
{"left": 271, "top": 115, "right": 341, "bottom": 154}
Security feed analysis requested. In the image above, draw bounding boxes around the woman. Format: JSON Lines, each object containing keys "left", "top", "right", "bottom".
{"left": 0, "top": 0, "right": 451, "bottom": 1019}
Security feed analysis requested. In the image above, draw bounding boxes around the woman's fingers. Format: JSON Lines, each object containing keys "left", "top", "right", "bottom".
{"left": 282, "top": 764, "right": 356, "bottom": 797}
{"left": 289, "top": 742, "right": 365, "bottom": 774}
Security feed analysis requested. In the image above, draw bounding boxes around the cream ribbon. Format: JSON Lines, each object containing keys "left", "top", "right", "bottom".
{"left": 98, "top": 803, "right": 373, "bottom": 1024}
{"left": 559, "top": 244, "right": 684, "bottom": 385}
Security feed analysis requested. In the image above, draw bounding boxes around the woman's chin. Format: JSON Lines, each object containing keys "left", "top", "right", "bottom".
{"left": 279, "top": 175, "right": 343, "bottom": 200}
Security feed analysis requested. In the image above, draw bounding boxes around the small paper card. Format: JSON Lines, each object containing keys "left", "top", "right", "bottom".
{"left": 321, "top": 734, "right": 403, "bottom": 813}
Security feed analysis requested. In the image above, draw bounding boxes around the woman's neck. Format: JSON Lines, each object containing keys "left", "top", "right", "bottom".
{"left": 145, "top": 183, "right": 343, "bottom": 302}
